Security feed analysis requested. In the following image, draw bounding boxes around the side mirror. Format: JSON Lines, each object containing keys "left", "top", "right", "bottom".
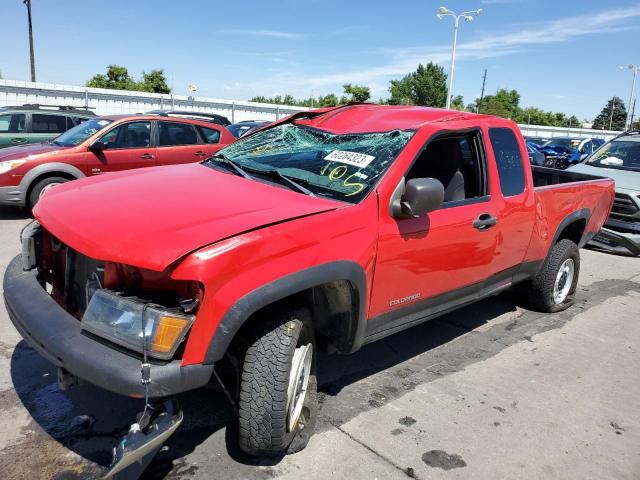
{"left": 89, "top": 141, "right": 106, "bottom": 152}
{"left": 390, "top": 177, "right": 444, "bottom": 218}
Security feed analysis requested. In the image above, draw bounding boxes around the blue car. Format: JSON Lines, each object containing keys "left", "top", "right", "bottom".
{"left": 526, "top": 142, "right": 545, "bottom": 166}
{"left": 538, "top": 137, "right": 605, "bottom": 169}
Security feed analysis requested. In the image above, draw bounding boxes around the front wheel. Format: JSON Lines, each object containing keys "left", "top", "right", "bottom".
{"left": 238, "top": 307, "right": 317, "bottom": 457}
{"left": 28, "top": 176, "right": 68, "bottom": 211}
{"left": 529, "top": 239, "right": 580, "bottom": 313}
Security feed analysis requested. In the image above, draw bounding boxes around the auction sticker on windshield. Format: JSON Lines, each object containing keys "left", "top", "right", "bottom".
{"left": 324, "top": 150, "right": 375, "bottom": 168}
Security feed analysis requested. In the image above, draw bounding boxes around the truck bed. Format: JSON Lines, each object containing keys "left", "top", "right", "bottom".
{"left": 525, "top": 166, "right": 615, "bottom": 262}
{"left": 531, "top": 165, "right": 607, "bottom": 187}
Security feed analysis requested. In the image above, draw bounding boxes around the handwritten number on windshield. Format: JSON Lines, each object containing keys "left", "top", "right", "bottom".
{"left": 320, "top": 163, "right": 366, "bottom": 197}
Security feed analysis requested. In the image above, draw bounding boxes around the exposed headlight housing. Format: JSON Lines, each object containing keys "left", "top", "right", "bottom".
{"left": 82, "top": 289, "right": 195, "bottom": 360}
{"left": 0, "top": 159, "right": 27, "bottom": 174}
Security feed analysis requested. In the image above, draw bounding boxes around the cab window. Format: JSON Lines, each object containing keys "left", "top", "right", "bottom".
{"left": 488, "top": 128, "right": 525, "bottom": 197}
{"left": 405, "top": 131, "right": 487, "bottom": 205}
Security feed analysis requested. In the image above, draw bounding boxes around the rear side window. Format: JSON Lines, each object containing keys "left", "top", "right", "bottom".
{"left": 489, "top": 128, "right": 525, "bottom": 197}
{"left": 31, "top": 114, "right": 68, "bottom": 134}
{"left": 158, "top": 122, "right": 198, "bottom": 146}
{"left": 197, "top": 126, "right": 221, "bottom": 144}
{"left": 0, "top": 113, "right": 26, "bottom": 133}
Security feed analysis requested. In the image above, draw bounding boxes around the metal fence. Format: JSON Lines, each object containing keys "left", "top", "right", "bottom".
{"left": 0, "top": 79, "right": 624, "bottom": 140}
{"left": 518, "top": 123, "right": 621, "bottom": 141}
{"left": 0, "top": 79, "right": 304, "bottom": 122}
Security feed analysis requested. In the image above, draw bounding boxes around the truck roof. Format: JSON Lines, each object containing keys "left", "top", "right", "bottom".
{"left": 292, "top": 104, "right": 493, "bottom": 134}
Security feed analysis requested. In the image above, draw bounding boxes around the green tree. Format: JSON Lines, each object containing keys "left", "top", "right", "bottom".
{"left": 388, "top": 63, "right": 447, "bottom": 107}
{"left": 86, "top": 65, "right": 171, "bottom": 93}
{"left": 593, "top": 97, "right": 627, "bottom": 130}
{"left": 451, "top": 95, "right": 465, "bottom": 111}
{"left": 139, "top": 69, "right": 171, "bottom": 93}
{"left": 477, "top": 88, "right": 520, "bottom": 118}
{"left": 318, "top": 93, "right": 339, "bottom": 107}
{"left": 87, "top": 65, "right": 137, "bottom": 90}
{"left": 343, "top": 84, "right": 371, "bottom": 102}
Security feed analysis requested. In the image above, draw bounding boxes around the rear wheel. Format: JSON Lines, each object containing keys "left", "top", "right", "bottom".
{"left": 238, "top": 307, "right": 317, "bottom": 456}
{"left": 28, "top": 176, "right": 68, "bottom": 211}
{"left": 529, "top": 239, "right": 580, "bottom": 312}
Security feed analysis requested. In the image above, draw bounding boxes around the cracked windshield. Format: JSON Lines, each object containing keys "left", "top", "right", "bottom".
{"left": 206, "top": 123, "right": 415, "bottom": 202}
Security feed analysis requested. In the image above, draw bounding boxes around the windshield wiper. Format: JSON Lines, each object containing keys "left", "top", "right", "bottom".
{"left": 208, "top": 154, "right": 253, "bottom": 180}
{"left": 261, "top": 170, "right": 315, "bottom": 197}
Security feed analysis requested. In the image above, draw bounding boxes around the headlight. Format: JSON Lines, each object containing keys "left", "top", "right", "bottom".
{"left": 0, "top": 160, "right": 27, "bottom": 174}
{"left": 82, "top": 289, "right": 194, "bottom": 360}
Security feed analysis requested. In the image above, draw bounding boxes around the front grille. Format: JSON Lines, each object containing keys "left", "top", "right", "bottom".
{"left": 611, "top": 193, "right": 639, "bottom": 216}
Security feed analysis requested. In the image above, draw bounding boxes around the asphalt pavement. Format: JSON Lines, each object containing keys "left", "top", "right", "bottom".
{"left": 0, "top": 205, "right": 638, "bottom": 479}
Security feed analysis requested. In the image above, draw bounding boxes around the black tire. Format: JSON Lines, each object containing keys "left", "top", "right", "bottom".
{"left": 238, "top": 307, "right": 317, "bottom": 457}
{"left": 28, "top": 176, "right": 68, "bottom": 210}
{"left": 529, "top": 239, "right": 580, "bottom": 313}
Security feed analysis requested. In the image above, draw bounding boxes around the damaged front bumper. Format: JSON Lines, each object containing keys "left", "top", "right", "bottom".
{"left": 589, "top": 219, "right": 640, "bottom": 256}
{"left": 3, "top": 255, "right": 213, "bottom": 397}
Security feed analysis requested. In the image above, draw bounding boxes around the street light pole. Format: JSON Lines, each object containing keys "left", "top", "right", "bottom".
{"left": 437, "top": 6, "right": 482, "bottom": 109}
{"left": 23, "top": 0, "right": 36, "bottom": 82}
{"left": 621, "top": 64, "right": 639, "bottom": 130}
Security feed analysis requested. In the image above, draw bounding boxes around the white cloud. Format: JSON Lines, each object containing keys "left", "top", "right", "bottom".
{"left": 221, "top": 29, "right": 304, "bottom": 39}
{"left": 235, "top": 5, "right": 640, "bottom": 99}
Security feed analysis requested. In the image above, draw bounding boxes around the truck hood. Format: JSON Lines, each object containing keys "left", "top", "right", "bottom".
{"left": 0, "top": 142, "right": 70, "bottom": 161}
{"left": 34, "top": 163, "right": 343, "bottom": 271}
{"left": 568, "top": 163, "right": 640, "bottom": 192}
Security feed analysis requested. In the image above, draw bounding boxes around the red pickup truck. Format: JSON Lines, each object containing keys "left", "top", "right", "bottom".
{"left": 0, "top": 114, "right": 235, "bottom": 210}
{"left": 4, "top": 105, "right": 614, "bottom": 461}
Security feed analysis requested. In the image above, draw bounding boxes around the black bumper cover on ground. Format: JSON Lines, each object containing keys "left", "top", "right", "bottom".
{"left": 3, "top": 255, "right": 213, "bottom": 398}
{"left": 590, "top": 224, "right": 640, "bottom": 256}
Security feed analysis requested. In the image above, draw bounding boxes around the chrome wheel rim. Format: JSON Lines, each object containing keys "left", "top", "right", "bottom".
{"left": 286, "top": 343, "right": 312, "bottom": 432}
{"left": 553, "top": 258, "right": 575, "bottom": 304}
{"left": 39, "top": 182, "right": 61, "bottom": 199}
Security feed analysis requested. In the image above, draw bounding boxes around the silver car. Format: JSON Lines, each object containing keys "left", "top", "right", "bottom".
{"left": 569, "top": 131, "right": 640, "bottom": 255}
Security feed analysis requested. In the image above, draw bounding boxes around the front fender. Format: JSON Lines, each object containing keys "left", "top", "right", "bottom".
{"left": 202, "top": 260, "right": 367, "bottom": 364}
{"left": 169, "top": 198, "right": 379, "bottom": 366}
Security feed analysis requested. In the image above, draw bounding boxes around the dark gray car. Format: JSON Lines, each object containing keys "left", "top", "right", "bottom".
{"left": 568, "top": 131, "right": 640, "bottom": 255}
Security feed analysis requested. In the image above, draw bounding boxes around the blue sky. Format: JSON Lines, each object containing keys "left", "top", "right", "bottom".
{"left": 2, "top": 0, "right": 639, "bottom": 120}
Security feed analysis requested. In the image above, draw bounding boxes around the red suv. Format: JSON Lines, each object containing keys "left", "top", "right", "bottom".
{"left": 0, "top": 114, "right": 235, "bottom": 209}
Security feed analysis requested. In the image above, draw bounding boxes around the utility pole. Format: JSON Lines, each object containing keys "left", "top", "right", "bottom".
{"left": 608, "top": 98, "right": 616, "bottom": 131}
{"left": 478, "top": 69, "right": 487, "bottom": 113}
{"left": 621, "top": 65, "right": 639, "bottom": 130}
{"left": 630, "top": 99, "right": 637, "bottom": 131}
{"left": 23, "top": 0, "right": 36, "bottom": 82}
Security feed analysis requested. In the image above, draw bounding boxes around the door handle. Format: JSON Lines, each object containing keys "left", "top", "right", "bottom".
{"left": 11, "top": 138, "right": 27, "bottom": 144}
{"left": 194, "top": 151, "right": 207, "bottom": 157}
{"left": 473, "top": 213, "right": 497, "bottom": 231}
{"left": 140, "top": 153, "right": 154, "bottom": 159}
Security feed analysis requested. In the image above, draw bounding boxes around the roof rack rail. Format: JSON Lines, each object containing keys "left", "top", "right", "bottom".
{"left": 1, "top": 104, "right": 96, "bottom": 113}
{"left": 145, "top": 110, "right": 231, "bottom": 126}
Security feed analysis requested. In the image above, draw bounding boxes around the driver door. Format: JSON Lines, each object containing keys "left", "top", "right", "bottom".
{"left": 368, "top": 131, "right": 499, "bottom": 326}
{"left": 90, "top": 121, "right": 157, "bottom": 174}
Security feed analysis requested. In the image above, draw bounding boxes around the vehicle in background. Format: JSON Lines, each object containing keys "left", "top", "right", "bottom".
{"left": 0, "top": 114, "right": 235, "bottom": 210}
{"left": 526, "top": 142, "right": 545, "bottom": 166}
{"left": 4, "top": 105, "right": 614, "bottom": 465}
{"left": 146, "top": 110, "right": 231, "bottom": 127}
{"left": 227, "top": 120, "right": 272, "bottom": 138}
{"left": 568, "top": 131, "right": 640, "bottom": 255}
{"left": 0, "top": 104, "right": 95, "bottom": 149}
{"left": 524, "top": 136, "right": 550, "bottom": 147}
{"left": 537, "top": 137, "right": 604, "bottom": 169}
